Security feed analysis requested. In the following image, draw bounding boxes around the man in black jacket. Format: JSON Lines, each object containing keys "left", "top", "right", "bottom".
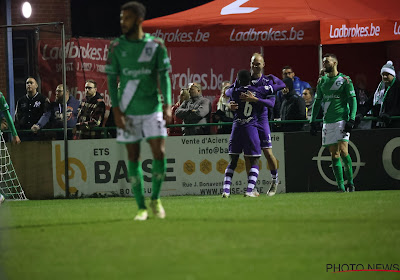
{"left": 356, "top": 61, "right": 400, "bottom": 128}
{"left": 279, "top": 77, "right": 306, "bottom": 132}
{"left": 14, "top": 77, "right": 50, "bottom": 141}
{"left": 74, "top": 79, "right": 106, "bottom": 139}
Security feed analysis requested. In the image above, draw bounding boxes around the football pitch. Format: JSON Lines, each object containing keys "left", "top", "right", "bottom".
{"left": 0, "top": 191, "right": 399, "bottom": 280}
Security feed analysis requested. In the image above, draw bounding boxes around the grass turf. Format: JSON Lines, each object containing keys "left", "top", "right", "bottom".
{"left": 0, "top": 191, "right": 399, "bottom": 280}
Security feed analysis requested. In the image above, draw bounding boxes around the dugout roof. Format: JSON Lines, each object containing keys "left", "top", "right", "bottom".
{"left": 143, "top": 0, "right": 400, "bottom": 47}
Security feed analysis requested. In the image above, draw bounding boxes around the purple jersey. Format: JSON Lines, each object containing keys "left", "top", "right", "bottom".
{"left": 251, "top": 74, "right": 285, "bottom": 148}
{"left": 225, "top": 86, "right": 263, "bottom": 156}
{"left": 225, "top": 86, "right": 259, "bottom": 126}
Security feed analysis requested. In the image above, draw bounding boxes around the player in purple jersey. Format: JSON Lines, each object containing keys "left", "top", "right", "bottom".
{"left": 229, "top": 53, "right": 285, "bottom": 196}
{"left": 222, "top": 70, "right": 262, "bottom": 198}
{"left": 248, "top": 53, "right": 284, "bottom": 196}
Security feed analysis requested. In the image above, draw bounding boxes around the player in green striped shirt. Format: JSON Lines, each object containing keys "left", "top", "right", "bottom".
{"left": 106, "top": 2, "right": 172, "bottom": 221}
{"left": 0, "top": 91, "right": 21, "bottom": 204}
{"left": 0, "top": 91, "right": 20, "bottom": 144}
{"left": 310, "top": 54, "right": 357, "bottom": 192}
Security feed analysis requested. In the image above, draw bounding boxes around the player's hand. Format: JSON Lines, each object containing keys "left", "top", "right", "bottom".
{"left": 240, "top": 91, "right": 258, "bottom": 102}
{"left": 31, "top": 124, "right": 40, "bottom": 133}
{"left": 310, "top": 122, "right": 319, "bottom": 136}
{"left": 354, "top": 114, "right": 363, "bottom": 128}
{"left": 1, "top": 119, "right": 8, "bottom": 131}
{"left": 163, "top": 104, "right": 172, "bottom": 125}
{"left": 229, "top": 101, "right": 238, "bottom": 111}
{"left": 112, "top": 107, "right": 126, "bottom": 130}
{"left": 12, "top": 135, "right": 21, "bottom": 144}
{"left": 344, "top": 119, "right": 355, "bottom": 133}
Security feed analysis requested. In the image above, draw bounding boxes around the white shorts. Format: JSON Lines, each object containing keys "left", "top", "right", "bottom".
{"left": 116, "top": 111, "right": 167, "bottom": 143}
{"left": 322, "top": 120, "right": 349, "bottom": 146}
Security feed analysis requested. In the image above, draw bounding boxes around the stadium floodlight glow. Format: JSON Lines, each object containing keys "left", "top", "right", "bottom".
{"left": 22, "top": 2, "right": 32, "bottom": 18}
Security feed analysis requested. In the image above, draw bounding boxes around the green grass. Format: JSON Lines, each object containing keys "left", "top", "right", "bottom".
{"left": 1, "top": 191, "right": 400, "bottom": 280}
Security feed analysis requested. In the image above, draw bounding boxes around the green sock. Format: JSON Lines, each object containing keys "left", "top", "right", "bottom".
{"left": 331, "top": 157, "right": 345, "bottom": 191}
{"left": 151, "top": 159, "right": 166, "bottom": 200}
{"left": 128, "top": 161, "right": 146, "bottom": 209}
{"left": 341, "top": 154, "right": 354, "bottom": 186}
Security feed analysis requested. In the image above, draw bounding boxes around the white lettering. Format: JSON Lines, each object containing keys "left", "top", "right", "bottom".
{"left": 329, "top": 23, "right": 381, "bottom": 39}
{"left": 151, "top": 29, "right": 208, "bottom": 43}
{"left": 394, "top": 22, "right": 400, "bottom": 35}
{"left": 220, "top": 0, "right": 258, "bottom": 15}
{"left": 229, "top": 27, "right": 303, "bottom": 42}
{"left": 41, "top": 41, "right": 108, "bottom": 61}
{"left": 122, "top": 68, "right": 152, "bottom": 78}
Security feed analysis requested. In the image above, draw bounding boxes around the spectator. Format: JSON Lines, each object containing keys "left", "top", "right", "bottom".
{"left": 302, "top": 87, "right": 315, "bottom": 120}
{"left": 213, "top": 83, "right": 234, "bottom": 134}
{"left": 31, "top": 84, "right": 80, "bottom": 140}
{"left": 168, "top": 88, "right": 189, "bottom": 136}
{"left": 279, "top": 77, "right": 306, "bottom": 132}
{"left": 356, "top": 61, "right": 400, "bottom": 128}
{"left": 282, "top": 66, "right": 311, "bottom": 97}
{"left": 175, "top": 82, "right": 211, "bottom": 135}
{"left": 353, "top": 74, "right": 372, "bottom": 129}
{"left": 74, "top": 80, "right": 106, "bottom": 139}
{"left": 14, "top": 77, "right": 50, "bottom": 141}
{"left": 211, "top": 80, "right": 231, "bottom": 134}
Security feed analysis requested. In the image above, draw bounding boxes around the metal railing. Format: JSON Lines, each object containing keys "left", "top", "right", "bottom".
{"left": 2, "top": 116, "right": 400, "bottom": 139}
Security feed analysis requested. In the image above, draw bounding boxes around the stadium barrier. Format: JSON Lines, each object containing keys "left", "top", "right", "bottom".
{"left": 4, "top": 117, "right": 400, "bottom": 199}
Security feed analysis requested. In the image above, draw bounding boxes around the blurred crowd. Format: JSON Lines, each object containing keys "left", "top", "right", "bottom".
{"left": 2, "top": 59, "right": 399, "bottom": 141}
{"left": 168, "top": 61, "right": 400, "bottom": 136}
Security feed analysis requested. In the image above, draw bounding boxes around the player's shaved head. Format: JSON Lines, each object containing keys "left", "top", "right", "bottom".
{"left": 251, "top": 53, "right": 264, "bottom": 64}
{"left": 250, "top": 53, "right": 265, "bottom": 77}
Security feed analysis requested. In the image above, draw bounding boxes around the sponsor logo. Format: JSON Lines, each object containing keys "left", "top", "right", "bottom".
{"left": 230, "top": 27, "right": 304, "bottom": 42}
{"left": 329, "top": 23, "right": 380, "bottom": 39}
{"left": 312, "top": 141, "right": 366, "bottom": 185}
{"left": 122, "top": 67, "right": 152, "bottom": 78}
{"left": 151, "top": 29, "right": 210, "bottom": 43}
{"left": 41, "top": 41, "right": 109, "bottom": 61}
{"left": 394, "top": 22, "right": 400, "bottom": 35}
{"left": 55, "top": 144, "right": 87, "bottom": 194}
{"left": 220, "top": 0, "right": 259, "bottom": 15}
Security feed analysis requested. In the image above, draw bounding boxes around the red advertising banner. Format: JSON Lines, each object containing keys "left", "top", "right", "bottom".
{"left": 38, "top": 38, "right": 112, "bottom": 119}
{"left": 143, "top": 0, "right": 400, "bottom": 48}
{"left": 320, "top": 20, "right": 400, "bottom": 45}
{"left": 38, "top": 38, "right": 263, "bottom": 108}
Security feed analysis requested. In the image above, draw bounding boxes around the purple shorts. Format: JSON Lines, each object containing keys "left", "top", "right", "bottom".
{"left": 229, "top": 123, "right": 261, "bottom": 157}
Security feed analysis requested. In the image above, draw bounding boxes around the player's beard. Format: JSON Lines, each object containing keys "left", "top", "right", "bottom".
{"left": 324, "top": 65, "right": 333, "bottom": 73}
{"left": 124, "top": 23, "right": 139, "bottom": 37}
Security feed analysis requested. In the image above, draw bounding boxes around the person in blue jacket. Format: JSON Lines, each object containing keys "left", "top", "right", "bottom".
{"left": 31, "top": 84, "right": 80, "bottom": 140}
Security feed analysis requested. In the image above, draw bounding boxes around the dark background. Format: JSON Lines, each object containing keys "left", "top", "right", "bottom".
{"left": 71, "top": 0, "right": 213, "bottom": 37}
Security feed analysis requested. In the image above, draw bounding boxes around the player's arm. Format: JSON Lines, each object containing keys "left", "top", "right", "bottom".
{"left": 105, "top": 40, "right": 125, "bottom": 129}
{"left": 346, "top": 78, "right": 357, "bottom": 121}
{"left": 159, "top": 69, "right": 172, "bottom": 124}
{"left": 269, "top": 74, "right": 286, "bottom": 92}
{"left": 155, "top": 38, "right": 172, "bottom": 124}
{"left": 3, "top": 110, "right": 17, "bottom": 137}
{"left": 0, "top": 94, "right": 18, "bottom": 139}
